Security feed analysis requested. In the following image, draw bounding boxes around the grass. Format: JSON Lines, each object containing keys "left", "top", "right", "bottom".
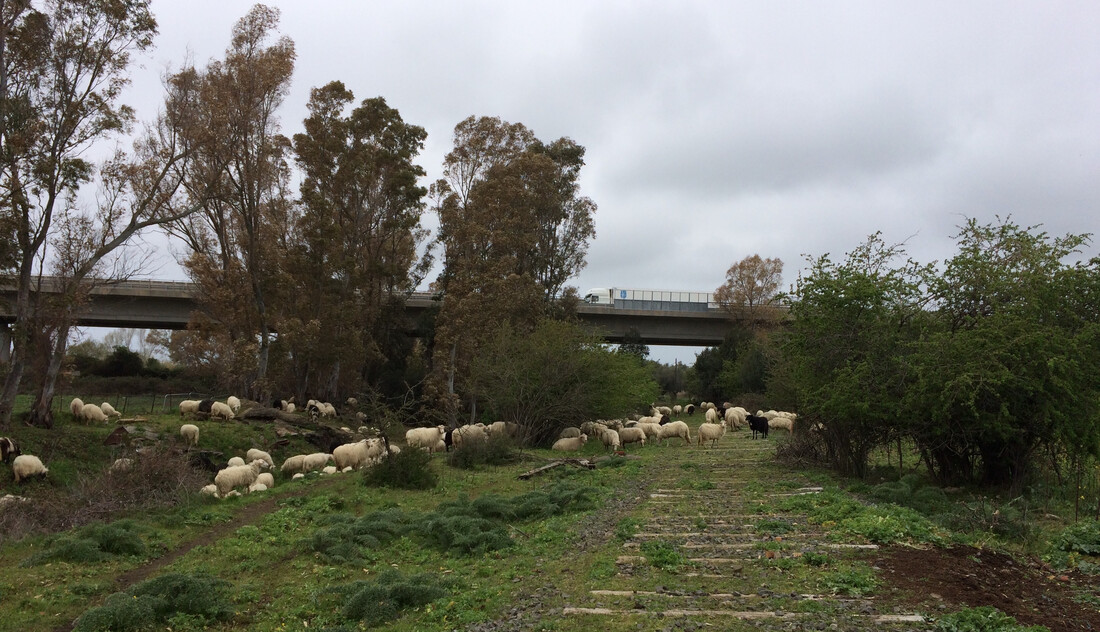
{"left": 2, "top": 405, "right": 1099, "bottom": 631}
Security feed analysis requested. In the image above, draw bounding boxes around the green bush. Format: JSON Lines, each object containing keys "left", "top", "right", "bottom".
{"left": 309, "top": 509, "right": 413, "bottom": 564}
{"left": 446, "top": 432, "right": 521, "bottom": 470}
{"left": 338, "top": 569, "right": 455, "bottom": 627}
{"left": 1050, "top": 519, "right": 1100, "bottom": 555}
{"left": 73, "top": 573, "right": 232, "bottom": 631}
{"left": 839, "top": 505, "right": 943, "bottom": 545}
{"left": 934, "top": 606, "right": 1049, "bottom": 632}
{"left": 640, "top": 540, "right": 683, "bottom": 570}
{"left": 362, "top": 448, "right": 438, "bottom": 490}
{"left": 23, "top": 519, "right": 147, "bottom": 566}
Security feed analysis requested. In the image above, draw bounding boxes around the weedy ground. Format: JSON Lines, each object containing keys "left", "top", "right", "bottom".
{"left": 1, "top": 401, "right": 1098, "bottom": 631}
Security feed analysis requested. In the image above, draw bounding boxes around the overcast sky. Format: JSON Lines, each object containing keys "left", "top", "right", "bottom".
{"left": 113, "top": 1, "right": 1100, "bottom": 364}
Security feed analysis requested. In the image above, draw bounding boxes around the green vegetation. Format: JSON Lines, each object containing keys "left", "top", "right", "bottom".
{"left": 933, "top": 606, "right": 1049, "bottom": 632}
{"left": 73, "top": 573, "right": 233, "bottom": 632}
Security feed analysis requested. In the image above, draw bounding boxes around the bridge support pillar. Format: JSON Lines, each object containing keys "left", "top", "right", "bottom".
{"left": 0, "top": 323, "right": 9, "bottom": 365}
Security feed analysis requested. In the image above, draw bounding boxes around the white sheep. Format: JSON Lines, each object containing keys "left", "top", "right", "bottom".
{"left": 180, "top": 424, "right": 199, "bottom": 446}
{"left": 291, "top": 472, "right": 305, "bottom": 480}
{"left": 285, "top": 403, "right": 296, "bottom": 413}
{"left": 100, "top": 402, "right": 122, "bottom": 418}
{"left": 559, "top": 427, "right": 582, "bottom": 439}
{"left": 69, "top": 397, "right": 85, "bottom": 418}
{"left": 200, "top": 484, "right": 218, "bottom": 496}
{"left": 214, "top": 460, "right": 268, "bottom": 496}
{"left": 704, "top": 407, "right": 719, "bottom": 425}
{"left": 672, "top": 405, "right": 682, "bottom": 415}
{"left": 406, "top": 426, "right": 446, "bottom": 452}
{"left": 432, "top": 439, "right": 447, "bottom": 453}
{"left": 12, "top": 454, "right": 48, "bottom": 483}
{"left": 618, "top": 427, "right": 647, "bottom": 448}
{"left": 657, "top": 420, "right": 692, "bottom": 446}
{"left": 226, "top": 456, "right": 246, "bottom": 467}
{"left": 255, "top": 472, "right": 274, "bottom": 488}
{"left": 281, "top": 454, "right": 308, "bottom": 475}
{"left": 346, "top": 397, "right": 358, "bottom": 406}
{"left": 697, "top": 422, "right": 726, "bottom": 448}
{"left": 302, "top": 452, "right": 332, "bottom": 473}
{"left": 599, "top": 428, "right": 621, "bottom": 451}
{"left": 638, "top": 422, "right": 662, "bottom": 442}
{"left": 80, "top": 403, "right": 107, "bottom": 423}
{"left": 768, "top": 417, "right": 794, "bottom": 434}
{"left": 226, "top": 396, "right": 241, "bottom": 413}
{"left": 245, "top": 448, "right": 274, "bottom": 468}
{"left": 551, "top": 435, "right": 588, "bottom": 451}
{"left": 109, "top": 457, "right": 133, "bottom": 473}
{"left": 179, "top": 400, "right": 201, "bottom": 417}
{"left": 248, "top": 482, "right": 269, "bottom": 492}
{"left": 452, "top": 424, "right": 486, "bottom": 448}
{"left": 321, "top": 466, "right": 338, "bottom": 475}
{"left": 333, "top": 438, "right": 384, "bottom": 470}
{"left": 210, "top": 401, "right": 235, "bottom": 420}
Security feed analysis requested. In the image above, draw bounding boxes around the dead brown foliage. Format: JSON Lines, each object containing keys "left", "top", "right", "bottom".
{"left": 0, "top": 447, "right": 209, "bottom": 544}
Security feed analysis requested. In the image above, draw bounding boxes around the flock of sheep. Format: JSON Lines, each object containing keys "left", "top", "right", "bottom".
{"left": 548, "top": 402, "right": 800, "bottom": 453}
{"left": 1, "top": 394, "right": 800, "bottom": 503}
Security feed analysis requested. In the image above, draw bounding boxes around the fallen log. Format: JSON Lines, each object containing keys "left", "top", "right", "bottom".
{"left": 518, "top": 458, "right": 594, "bottom": 480}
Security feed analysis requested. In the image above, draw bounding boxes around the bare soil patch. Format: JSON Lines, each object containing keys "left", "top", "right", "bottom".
{"left": 875, "top": 544, "right": 1100, "bottom": 631}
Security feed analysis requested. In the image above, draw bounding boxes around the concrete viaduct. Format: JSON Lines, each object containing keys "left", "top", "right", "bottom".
{"left": 0, "top": 278, "right": 750, "bottom": 356}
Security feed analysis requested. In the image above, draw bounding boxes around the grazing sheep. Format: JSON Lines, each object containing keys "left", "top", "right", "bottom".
{"left": 333, "top": 438, "right": 384, "bottom": 470}
{"left": 618, "top": 427, "right": 647, "bottom": 448}
{"left": 285, "top": 403, "right": 295, "bottom": 413}
{"left": 291, "top": 473, "right": 305, "bottom": 480}
{"left": 214, "top": 460, "right": 268, "bottom": 496}
{"left": 559, "top": 427, "right": 582, "bottom": 439}
{"left": 100, "top": 402, "right": 121, "bottom": 418}
{"left": 704, "top": 407, "right": 719, "bottom": 425}
{"left": 747, "top": 414, "right": 770, "bottom": 440}
{"left": 768, "top": 417, "right": 794, "bottom": 434}
{"left": 179, "top": 400, "right": 201, "bottom": 417}
{"left": 685, "top": 404, "right": 695, "bottom": 415}
{"left": 226, "top": 396, "right": 241, "bottom": 413}
{"left": 180, "top": 424, "right": 199, "bottom": 446}
{"left": 80, "top": 403, "right": 107, "bottom": 423}
{"left": 255, "top": 472, "right": 275, "bottom": 489}
{"left": 599, "top": 428, "right": 621, "bottom": 451}
{"left": 724, "top": 407, "right": 745, "bottom": 430}
{"left": 210, "top": 401, "right": 235, "bottom": 420}
{"left": 248, "top": 482, "right": 269, "bottom": 492}
{"left": 0, "top": 437, "right": 20, "bottom": 464}
{"left": 406, "top": 426, "right": 446, "bottom": 452}
{"left": 69, "top": 397, "right": 85, "bottom": 418}
{"left": 12, "top": 454, "right": 48, "bottom": 483}
{"left": 551, "top": 435, "right": 588, "bottom": 451}
{"left": 452, "top": 424, "right": 487, "bottom": 448}
{"left": 245, "top": 448, "right": 274, "bottom": 468}
{"left": 226, "top": 456, "right": 246, "bottom": 467}
{"left": 657, "top": 421, "right": 692, "bottom": 446}
{"left": 200, "top": 484, "right": 218, "bottom": 496}
{"left": 280, "top": 454, "right": 308, "bottom": 475}
{"left": 638, "top": 422, "right": 662, "bottom": 442}
{"left": 321, "top": 466, "right": 338, "bottom": 475}
{"left": 110, "top": 458, "right": 133, "bottom": 473}
{"left": 346, "top": 397, "right": 358, "bottom": 406}
{"left": 197, "top": 399, "right": 215, "bottom": 414}
{"left": 672, "top": 405, "right": 682, "bottom": 415}
{"left": 697, "top": 422, "right": 726, "bottom": 448}
{"left": 302, "top": 452, "right": 333, "bottom": 473}
{"left": 432, "top": 439, "right": 447, "bottom": 453}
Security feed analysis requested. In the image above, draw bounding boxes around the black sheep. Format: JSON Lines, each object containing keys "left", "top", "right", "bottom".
{"left": 0, "top": 437, "right": 20, "bottom": 464}
{"left": 747, "top": 414, "right": 769, "bottom": 440}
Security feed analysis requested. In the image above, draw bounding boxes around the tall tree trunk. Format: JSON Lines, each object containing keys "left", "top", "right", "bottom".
{"left": 28, "top": 322, "right": 70, "bottom": 429}
{"left": 0, "top": 274, "right": 33, "bottom": 427}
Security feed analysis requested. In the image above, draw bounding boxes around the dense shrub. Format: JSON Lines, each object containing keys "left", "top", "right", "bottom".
{"left": 361, "top": 448, "right": 438, "bottom": 490}
{"left": 22, "top": 519, "right": 147, "bottom": 566}
{"left": 934, "top": 606, "right": 1048, "bottom": 632}
{"left": 337, "top": 569, "right": 456, "bottom": 627}
{"left": 308, "top": 509, "right": 413, "bottom": 564}
{"left": 73, "top": 573, "right": 233, "bottom": 631}
{"left": 446, "top": 432, "right": 522, "bottom": 470}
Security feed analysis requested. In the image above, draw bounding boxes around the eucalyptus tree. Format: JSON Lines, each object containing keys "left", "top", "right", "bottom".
{"left": 0, "top": 0, "right": 206, "bottom": 427}
{"left": 430, "top": 116, "right": 597, "bottom": 419}
{"left": 284, "top": 81, "right": 428, "bottom": 400}
{"left": 162, "top": 4, "right": 295, "bottom": 398}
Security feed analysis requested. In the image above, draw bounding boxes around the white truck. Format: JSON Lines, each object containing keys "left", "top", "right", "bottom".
{"left": 582, "top": 287, "right": 717, "bottom": 312}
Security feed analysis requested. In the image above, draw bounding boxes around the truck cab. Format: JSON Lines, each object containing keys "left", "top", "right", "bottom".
{"left": 583, "top": 288, "right": 613, "bottom": 305}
